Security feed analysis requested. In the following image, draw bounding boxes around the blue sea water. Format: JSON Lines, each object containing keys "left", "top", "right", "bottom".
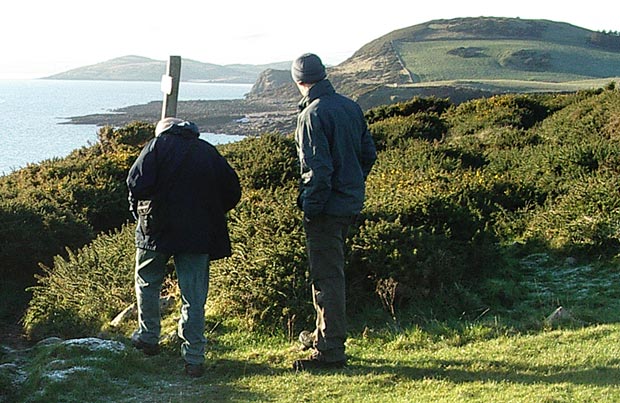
{"left": 0, "top": 80, "right": 252, "bottom": 175}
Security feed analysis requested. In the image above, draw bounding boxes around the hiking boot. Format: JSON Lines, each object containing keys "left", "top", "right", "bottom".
{"left": 131, "top": 334, "right": 160, "bottom": 356}
{"left": 293, "top": 353, "right": 346, "bottom": 371}
{"left": 298, "top": 330, "right": 314, "bottom": 351}
{"left": 184, "top": 362, "right": 205, "bottom": 378}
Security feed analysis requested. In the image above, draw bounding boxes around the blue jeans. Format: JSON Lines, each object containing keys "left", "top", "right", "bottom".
{"left": 134, "top": 248, "right": 210, "bottom": 365}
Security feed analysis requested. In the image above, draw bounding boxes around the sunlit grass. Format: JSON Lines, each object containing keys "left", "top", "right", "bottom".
{"left": 8, "top": 253, "right": 620, "bottom": 403}
{"left": 6, "top": 321, "right": 619, "bottom": 402}
{"left": 7, "top": 248, "right": 620, "bottom": 402}
{"left": 395, "top": 39, "right": 620, "bottom": 84}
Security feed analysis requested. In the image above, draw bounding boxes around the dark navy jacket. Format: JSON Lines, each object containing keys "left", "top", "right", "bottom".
{"left": 126, "top": 123, "right": 241, "bottom": 259}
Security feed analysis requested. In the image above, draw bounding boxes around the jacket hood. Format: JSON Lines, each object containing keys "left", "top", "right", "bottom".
{"left": 298, "top": 79, "right": 335, "bottom": 111}
{"left": 155, "top": 118, "right": 200, "bottom": 137}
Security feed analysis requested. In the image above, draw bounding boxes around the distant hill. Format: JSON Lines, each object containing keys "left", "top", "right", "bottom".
{"left": 325, "top": 17, "right": 620, "bottom": 107}
{"left": 47, "top": 18, "right": 620, "bottom": 107}
{"left": 66, "top": 17, "right": 620, "bottom": 136}
{"left": 44, "top": 55, "right": 292, "bottom": 84}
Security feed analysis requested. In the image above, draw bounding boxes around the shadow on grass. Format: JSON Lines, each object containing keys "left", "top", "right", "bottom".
{"left": 7, "top": 337, "right": 289, "bottom": 403}
{"left": 195, "top": 358, "right": 299, "bottom": 402}
{"left": 345, "top": 357, "right": 620, "bottom": 387}
{"left": 160, "top": 361, "right": 280, "bottom": 403}
{"left": 130, "top": 355, "right": 291, "bottom": 402}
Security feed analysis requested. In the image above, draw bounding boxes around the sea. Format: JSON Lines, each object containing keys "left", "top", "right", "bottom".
{"left": 0, "top": 80, "right": 252, "bottom": 175}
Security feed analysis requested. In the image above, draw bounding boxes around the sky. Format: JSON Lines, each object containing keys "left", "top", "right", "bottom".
{"left": 1, "top": 0, "right": 618, "bottom": 79}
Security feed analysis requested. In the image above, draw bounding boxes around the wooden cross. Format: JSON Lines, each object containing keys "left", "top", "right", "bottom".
{"left": 160, "top": 56, "right": 182, "bottom": 119}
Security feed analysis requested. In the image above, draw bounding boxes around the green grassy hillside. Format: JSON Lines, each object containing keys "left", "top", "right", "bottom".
{"left": 395, "top": 39, "right": 620, "bottom": 82}
{"left": 332, "top": 17, "right": 620, "bottom": 106}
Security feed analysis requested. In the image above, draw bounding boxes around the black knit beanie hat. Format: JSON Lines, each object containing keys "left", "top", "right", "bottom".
{"left": 291, "top": 53, "right": 326, "bottom": 84}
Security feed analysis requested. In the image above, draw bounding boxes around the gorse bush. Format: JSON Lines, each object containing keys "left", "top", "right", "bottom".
{"left": 0, "top": 123, "right": 148, "bottom": 322}
{"left": 521, "top": 171, "right": 620, "bottom": 252}
{"left": 443, "top": 92, "right": 586, "bottom": 136}
{"left": 364, "top": 96, "right": 452, "bottom": 124}
{"left": 0, "top": 199, "right": 93, "bottom": 322}
{"left": 19, "top": 85, "right": 620, "bottom": 338}
{"left": 219, "top": 132, "right": 298, "bottom": 190}
{"left": 97, "top": 121, "right": 154, "bottom": 150}
{"left": 23, "top": 225, "right": 136, "bottom": 339}
{"left": 369, "top": 112, "right": 446, "bottom": 151}
{"left": 209, "top": 185, "right": 309, "bottom": 331}
{"left": 356, "top": 139, "right": 503, "bottom": 309}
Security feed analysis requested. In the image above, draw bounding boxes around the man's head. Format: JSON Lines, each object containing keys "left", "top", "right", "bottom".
{"left": 291, "top": 53, "right": 326, "bottom": 85}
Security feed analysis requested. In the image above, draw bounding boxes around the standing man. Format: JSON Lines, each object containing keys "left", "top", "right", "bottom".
{"left": 126, "top": 118, "right": 241, "bottom": 378}
{"left": 291, "top": 53, "right": 377, "bottom": 371}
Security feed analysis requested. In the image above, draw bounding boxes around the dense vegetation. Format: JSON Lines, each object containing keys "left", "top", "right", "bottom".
{"left": 0, "top": 122, "right": 153, "bottom": 322}
{"left": 1, "top": 84, "right": 619, "bottom": 341}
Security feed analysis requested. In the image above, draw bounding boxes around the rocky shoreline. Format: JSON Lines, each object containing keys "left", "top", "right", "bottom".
{"left": 66, "top": 98, "right": 299, "bottom": 137}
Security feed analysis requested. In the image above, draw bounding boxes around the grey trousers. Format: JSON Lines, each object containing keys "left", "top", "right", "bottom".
{"left": 303, "top": 214, "right": 352, "bottom": 362}
{"left": 134, "top": 248, "right": 210, "bottom": 365}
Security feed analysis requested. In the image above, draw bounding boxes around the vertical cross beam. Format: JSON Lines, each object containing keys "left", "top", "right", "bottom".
{"left": 161, "top": 56, "right": 182, "bottom": 119}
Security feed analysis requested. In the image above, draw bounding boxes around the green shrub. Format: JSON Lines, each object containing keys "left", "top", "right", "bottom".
{"left": 369, "top": 112, "right": 446, "bottom": 151}
{"left": 23, "top": 225, "right": 136, "bottom": 339}
{"left": 209, "top": 185, "right": 310, "bottom": 332}
{"left": 97, "top": 121, "right": 154, "bottom": 150}
{"left": 220, "top": 132, "right": 298, "bottom": 191}
{"left": 365, "top": 96, "right": 452, "bottom": 124}
{"left": 536, "top": 89, "right": 620, "bottom": 146}
{"left": 445, "top": 94, "right": 556, "bottom": 136}
{"left": 0, "top": 124, "right": 146, "bottom": 322}
{"left": 357, "top": 140, "right": 506, "bottom": 313}
{"left": 19, "top": 87, "right": 620, "bottom": 337}
{"left": 0, "top": 198, "right": 93, "bottom": 281}
{"left": 521, "top": 172, "right": 620, "bottom": 254}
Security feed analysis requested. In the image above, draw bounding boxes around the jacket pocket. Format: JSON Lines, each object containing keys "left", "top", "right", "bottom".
{"left": 137, "top": 199, "right": 165, "bottom": 235}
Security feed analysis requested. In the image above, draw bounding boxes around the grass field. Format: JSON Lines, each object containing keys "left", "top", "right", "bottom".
{"left": 395, "top": 39, "right": 620, "bottom": 83}
{"left": 3, "top": 254, "right": 620, "bottom": 402}
{"left": 404, "top": 77, "right": 620, "bottom": 93}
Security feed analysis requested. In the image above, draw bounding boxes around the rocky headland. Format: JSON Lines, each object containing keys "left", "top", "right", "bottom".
{"left": 65, "top": 66, "right": 488, "bottom": 137}
{"left": 67, "top": 69, "right": 301, "bottom": 137}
